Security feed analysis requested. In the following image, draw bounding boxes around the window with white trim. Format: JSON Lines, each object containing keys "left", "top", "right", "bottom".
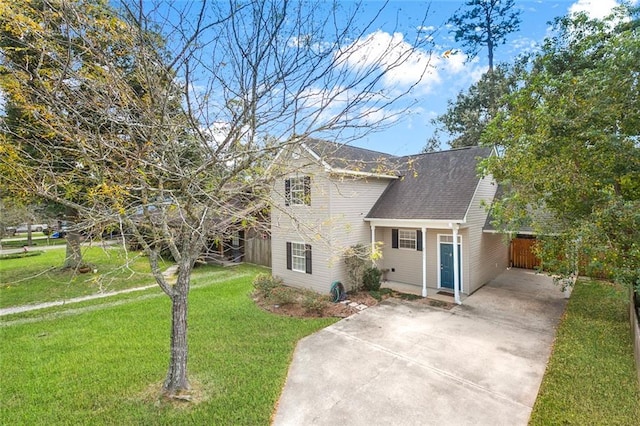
{"left": 285, "top": 176, "right": 311, "bottom": 206}
{"left": 286, "top": 242, "right": 312, "bottom": 274}
{"left": 398, "top": 229, "right": 417, "bottom": 249}
{"left": 392, "top": 229, "right": 423, "bottom": 251}
{"left": 292, "top": 242, "right": 306, "bottom": 272}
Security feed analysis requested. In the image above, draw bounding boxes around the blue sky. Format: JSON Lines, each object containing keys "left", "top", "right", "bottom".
{"left": 345, "top": 0, "right": 633, "bottom": 155}
{"left": 2, "top": 0, "right": 631, "bottom": 157}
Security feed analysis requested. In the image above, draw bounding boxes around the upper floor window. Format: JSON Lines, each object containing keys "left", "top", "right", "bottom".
{"left": 285, "top": 176, "right": 311, "bottom": 206}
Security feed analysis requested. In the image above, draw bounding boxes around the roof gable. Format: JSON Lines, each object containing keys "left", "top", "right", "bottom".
{"left": 366, "top": 146, "right": 494, "bottom": 221}
{"left": 302, "top": 139, "right": 399, "bottom": 177}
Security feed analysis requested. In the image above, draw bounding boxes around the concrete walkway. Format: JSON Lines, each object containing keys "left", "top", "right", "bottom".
{"left": 273, "top": 268, "right": 567, "bottom": 426}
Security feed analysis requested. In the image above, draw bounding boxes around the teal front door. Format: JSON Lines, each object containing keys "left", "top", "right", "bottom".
{"left": 440, "top": 243, "right": 461, "bottom": 289}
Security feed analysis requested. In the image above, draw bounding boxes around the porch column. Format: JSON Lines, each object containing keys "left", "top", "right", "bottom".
{"left": 452, "top": 225, "right": 461, "bottom": 305}
{"left": 421, "top": 227, "right": 427, "bottom": 297}
{"left": 370, "top": 225, "right": 376, "bottom": 265}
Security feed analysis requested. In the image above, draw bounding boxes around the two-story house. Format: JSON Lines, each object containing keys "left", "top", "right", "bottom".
{"left": 270, "top": 139, "right": 509, "bottom": 304}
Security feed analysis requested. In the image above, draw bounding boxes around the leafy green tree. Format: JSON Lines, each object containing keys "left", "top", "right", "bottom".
{"left": 483, "top": 7, "right": 640, "bottom": 291}
{"left": 0, "top": 0, "right": 122, "bottom": 267}
{"left": 0, "top": 0, "right": 433, "bottom": 399}
{"left": 448, "top": 0, "right": 522, "bottom": 72}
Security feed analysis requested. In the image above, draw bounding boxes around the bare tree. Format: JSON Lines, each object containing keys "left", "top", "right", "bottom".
{"left": 0, "top": 0, "right": 434, "bottom": 398}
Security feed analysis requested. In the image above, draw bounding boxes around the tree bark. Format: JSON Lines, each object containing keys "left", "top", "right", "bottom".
{"left": 162, "top": 264, "right": 191, "bottom": 397}
{"left": 26, "top": 220, "right": 33, "bottom": 246}
{"left": 62, "top": 206, "right": 83, "bottom": 269}
{"left": 64, "top": 231, "right": 83, "bottom": 269}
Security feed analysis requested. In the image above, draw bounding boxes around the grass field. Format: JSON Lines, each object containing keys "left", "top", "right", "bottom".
{"left": 0, "top": 264, "right": 336, "bottom": 424}
{"left": 0, "top": 245, "right": 170, "bottom": 308}
{"left": 3, "top": 250, "right": 638, "bottom": 424}
{"left": 530, "top": 279, "right": 640, "bottom": 424}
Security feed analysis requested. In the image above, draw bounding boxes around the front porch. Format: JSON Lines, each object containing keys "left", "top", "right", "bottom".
{"left": 368, "top": 220, "right": 466, "bottom": 304}
{"left": 380, "top": 280, "right": 468, "bottom": 304}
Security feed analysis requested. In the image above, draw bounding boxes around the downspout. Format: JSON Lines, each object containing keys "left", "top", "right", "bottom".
{"left": 422, "top": 226, "right": 427, "bottom": 297}
{"left": 452, "top": 224, "right": 461, "bottom": 305}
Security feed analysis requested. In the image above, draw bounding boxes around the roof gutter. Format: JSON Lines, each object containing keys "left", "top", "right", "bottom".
{"left": 364, "top": 218, "right": 466, "bottom": 229}
{"left": 301, "top": 142, "right": 398, "bottom": 180}
{"left": 329, "top": 168, "right": 399, "bottom": 180}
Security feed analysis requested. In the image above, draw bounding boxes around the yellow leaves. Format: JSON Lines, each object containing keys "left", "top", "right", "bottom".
{"left": 0, "top": 1, "right": 42, "bottom": 37}
{"left": 88, "top": 182, "right": 130, "bottom": 214}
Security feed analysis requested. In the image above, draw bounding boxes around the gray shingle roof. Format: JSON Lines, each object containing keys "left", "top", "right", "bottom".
{"left": 366, "top": 146, "right": 494, "bottom": 221}
{"left": 303, "top": 139, "right": 399, "bottom": 175}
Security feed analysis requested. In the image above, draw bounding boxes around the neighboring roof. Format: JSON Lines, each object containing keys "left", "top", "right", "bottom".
{"left": 302, "top": 139, "right": 399, "bottom": 176}
{"left": 366, "top": 146, "right": 494, "bottom": 221}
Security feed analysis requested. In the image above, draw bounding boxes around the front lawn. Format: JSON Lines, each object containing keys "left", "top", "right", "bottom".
{"left": 0, "top": 245, "right": 171, "bottom": 308}
{"left": 0, "top": 264, "right": 336, "bottom": 424}
{"left": 530, "top": 279, "right": 640, "bottom": 424}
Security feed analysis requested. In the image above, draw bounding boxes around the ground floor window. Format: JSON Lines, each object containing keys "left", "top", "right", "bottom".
{"left": 398, "top": 229, "right": 416, "bottom": 249}
{"left": 392, "top": 228, "right": 422, "bottom": 251}
{"left": 286, "top": 242, "right": 312, "bottom": 274}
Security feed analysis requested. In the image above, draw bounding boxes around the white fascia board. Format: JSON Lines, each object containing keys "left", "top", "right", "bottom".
{"left": 301, "top": 143, "right": 398, "bottom": 179}
{"left": 364, "top": 218, "right": 466, "bottom": 229}
{"left": 330, "top": 168, "right": 399, "bottom": 179}
{"left": 300, "top": 142, "right": 332, "bottom": 171}
{"left": 463, "top": 148, "right": 498, "bottom": 221}
{"left": 463, "top": 175, "right": 487, "bottom": 222}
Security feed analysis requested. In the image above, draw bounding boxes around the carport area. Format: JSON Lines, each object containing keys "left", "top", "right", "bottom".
{"left": 273, "top": 268, "right": 567, "bottom": 426}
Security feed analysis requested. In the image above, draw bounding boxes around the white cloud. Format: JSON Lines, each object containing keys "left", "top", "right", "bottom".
{"left": 337, "top": 30, "right": 442, "bottom": 93}
{"left": 202, "top": 121, "right": 231, "bottom": 146}
{"left": 568, "top": 0, "right": 621, "bottom": 19}
{"left": 511, "top": 36, "right": 538, "bottom": 52}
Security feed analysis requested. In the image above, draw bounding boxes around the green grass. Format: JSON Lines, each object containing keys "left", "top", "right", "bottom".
{"left": 0, "top": 246, "right": 171, "bottom": 308}
{"left": 0, "top": 264, "right": 336, "bottom": 424}
{"left": 530, "top": 279, "right": 640, "bottom": 425}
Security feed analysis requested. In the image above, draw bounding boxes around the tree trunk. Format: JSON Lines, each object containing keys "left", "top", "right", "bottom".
{"left": 162, "top": 265, "right": 191, "bottom": 397}
{"left": 64, "top": 231, "right": 83, "bottom": 269}
{"left": 26, "top": 221, "right": 33, "bottom": 246}
{"left": 62, "top": 206, "right": 83, "bottom": 269}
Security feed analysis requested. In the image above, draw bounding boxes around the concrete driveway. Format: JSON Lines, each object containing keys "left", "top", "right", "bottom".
{"left": 272, "top": 268, "right": 567, "bottom": 426}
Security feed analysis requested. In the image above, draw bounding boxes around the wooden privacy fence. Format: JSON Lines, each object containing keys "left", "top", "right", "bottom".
{"left": 510, "top": 237, "right": 540, "bottom": 269}
{"left": 245, "top": 235, "right": 271, "bottom": 267}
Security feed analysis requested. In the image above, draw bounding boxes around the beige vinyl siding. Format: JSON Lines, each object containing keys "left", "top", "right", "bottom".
{"left": 475, "top": 232, "right": 509, "bottom": 288}
{"left": 271, "top": 158, "right": 333, "bottom": 293}
{"left": 327, "top": 175, "right": 390, "bottom": 286}
{"left": 379, "top": 228, "right": 430, "bottom": 288}
{"left": 271, "top": 150, "right": 393, "bottom": 293}
{"left": 463, "top": 174, "right": 507, "bottom": 293}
